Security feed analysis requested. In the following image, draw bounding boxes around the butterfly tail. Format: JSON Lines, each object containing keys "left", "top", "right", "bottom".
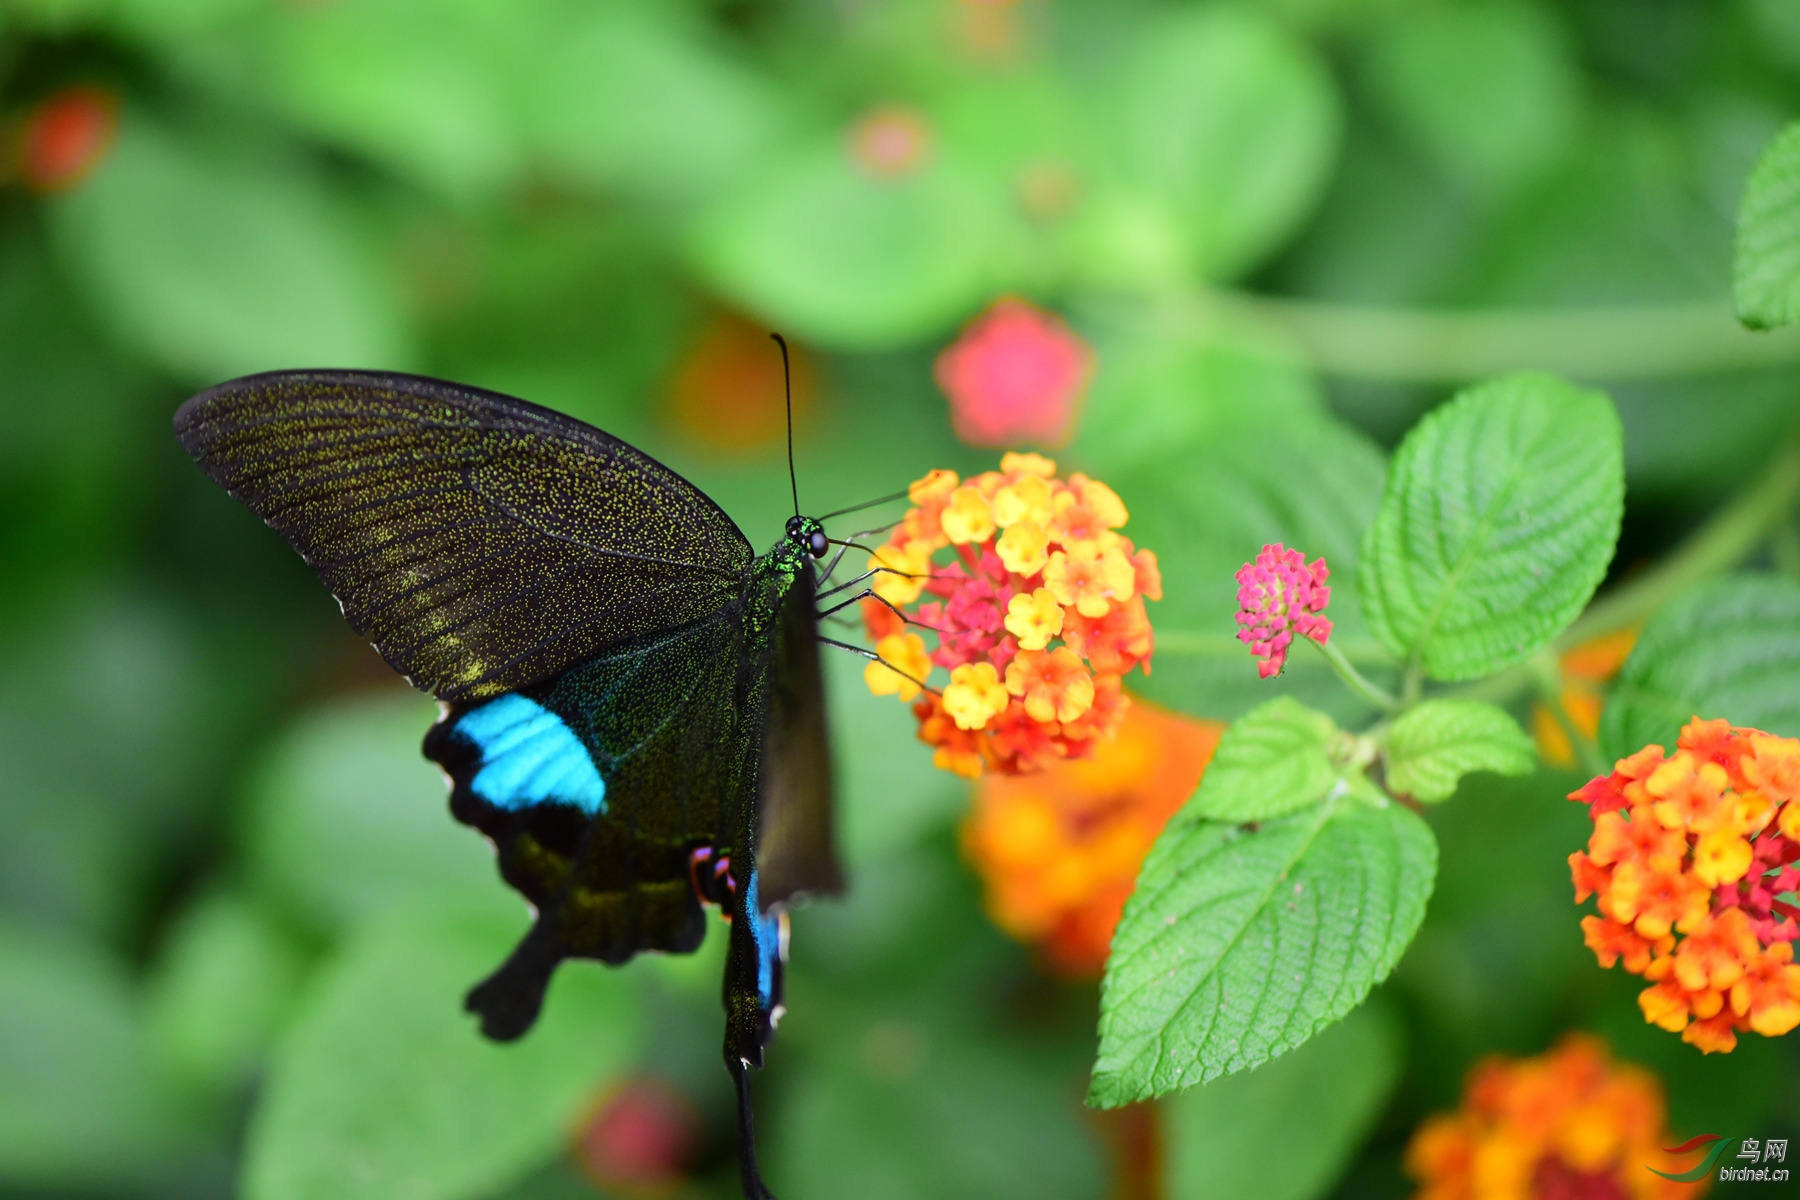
{"left": 465, "top": 922, "right": 564, "bottom": 1041}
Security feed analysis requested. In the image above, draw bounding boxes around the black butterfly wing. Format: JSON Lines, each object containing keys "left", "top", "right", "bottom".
{"left": 425, "top": 610, "right": 750, "bottom": 1039}
{"left": 755, "top": 562, "right": 843, "bottom": 904}
{"left": 174, "top": 370, "right": 753, "bottom": 701}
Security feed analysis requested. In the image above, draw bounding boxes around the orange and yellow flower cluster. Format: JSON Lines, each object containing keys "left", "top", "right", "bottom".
{"left": 1569, "top": 718, "right": 1800, "bottom": 1053}
{"left": 861, "top": 454, "right": 1159, "bottom": 777}
{"left": 1405, "top": 1034, "right": 1703, "bottom": 1200}
{"left": 961, "top": 701, "right": 1220, "bottom": 975}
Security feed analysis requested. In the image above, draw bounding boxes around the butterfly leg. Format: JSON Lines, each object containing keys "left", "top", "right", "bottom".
{"left": 728, "top": 1057, "right": 777, "bottom": 1200}
{"left": 817, "top": 636, "right": 939, "bottom": 696}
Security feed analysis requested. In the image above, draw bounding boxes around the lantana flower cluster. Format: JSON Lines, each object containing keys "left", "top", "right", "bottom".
{"left": 1234, "top": 543, "right": 1331, "bottom": 678}
{"left": 861, "top": 453, "right": 1159, "bottom": 777}
{"left": 1405, "top": 1034, "right": 1702, "bottom": 1200}
{"left": 1569, "top": 717, "right": 1800, "bottom": 1053}
{"left": 961, "top": 701, "right": 1220, "bottom": 975}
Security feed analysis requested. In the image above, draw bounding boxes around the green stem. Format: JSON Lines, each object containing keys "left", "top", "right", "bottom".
{"left": 1153, "top": 630, "right": 1393, "bottom": 665}
{"left": 1557, "top": 436, "right": 1800, "bottom": 649}
{"left": 1773, "top": 519, "right": 1800, "bottom": 580}
{"left": 1125, "top": 291, "right": 1800, "bottom": 383}
{"left": 1307, "top": 636, "right": 1401, "bottom": 713}
{"left": 1450, "top": 432, "right": 1800, "bottom": 708}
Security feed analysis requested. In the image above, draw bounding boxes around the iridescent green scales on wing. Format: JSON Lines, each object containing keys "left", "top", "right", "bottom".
{"left": 175, "top": 371, "right": 841, "bottom": 1200}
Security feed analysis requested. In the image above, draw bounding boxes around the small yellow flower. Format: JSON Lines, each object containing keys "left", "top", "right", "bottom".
{"left": 995, "top": 521, "right": 1051, "bottom": 576}
{"left": 1004, "top": 588, "right": 1064, "bottom": 651}
{"left": 992, "top": 475, "right": 1053, "bottom": 528}
{"left": 940, "top": 486, "right": 997, "bottom": 545}
{"left": 1043, "top": 543, "right": 1136, "bottom": 618}
{"left": 908, "top": 468, "right": 959, "bottom": 505}
{"left": 864, "top": 633, "right": 932, "bottom": 702}
{"left": 943, "top": 662, "right": 1009, "bottom": 731}
{"left": 1692, "top": 828, "right": 1754, "bottom": 887}
{"left": 869, "top": 539, "right": 931, "bottom": 605}
{"left": 1000, "top": 451, "right": 1057, "bottom": 478}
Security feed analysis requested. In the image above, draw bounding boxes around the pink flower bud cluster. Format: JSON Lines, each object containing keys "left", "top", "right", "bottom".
{"left": 1234, "top": 543, "right": 1332, "bottom": 679}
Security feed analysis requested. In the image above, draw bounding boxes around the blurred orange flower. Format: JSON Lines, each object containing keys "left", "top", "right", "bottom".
{"left": 862, "top": 454, "right": 1158, "bottom": 776}
{"left": 1535, "top": 628, "right": 1639, "bottom": 768}
{"left": 1405, "top": 1034, "right": 1705, "bottom": 1200}
{"left": 961, "top": 699, "right": 1220, "bottom": 976}
{"left": 1569, "top": 718, "right": 1800, "bottom": 1053}
{"left": 934, "top": 298, "right": 1092, "bottom": 447}
{"left": 668, "top": 314, "right": 815, "bottom": 451}
{"left": 19, "top": 85, "right": 117, "bottom": 193}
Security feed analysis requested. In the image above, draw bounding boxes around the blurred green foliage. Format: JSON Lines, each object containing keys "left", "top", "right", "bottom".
{"left": 3, "top": 0, "right": 1800, "bottom": 1197}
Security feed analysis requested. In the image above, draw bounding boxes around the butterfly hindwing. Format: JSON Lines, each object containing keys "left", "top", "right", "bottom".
{"left": 174, "top": 370, "right": 753, "bottom": 701}
{"left": 425, "top": 611, "right": 750, "bottom": 1038}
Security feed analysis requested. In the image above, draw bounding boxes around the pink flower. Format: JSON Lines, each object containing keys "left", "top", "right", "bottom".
{"left": 934, "top": 298, "right": 1092, "bottom": 447}
{"left": 1234, "top": 543, "right": 1332, "bottom": 679}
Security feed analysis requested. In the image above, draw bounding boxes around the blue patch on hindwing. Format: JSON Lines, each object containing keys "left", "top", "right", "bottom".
{"left": 454, "top": 694, "right": 606, "bottom": 815}
{"left": 744, "top": 872, "right": 782, "bottom": 1009}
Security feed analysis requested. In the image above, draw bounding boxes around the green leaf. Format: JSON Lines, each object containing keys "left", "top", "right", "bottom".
{"left": 688, "top": 142, "right": 1006, "bottom": 350}
{"left": 259, "top": 0, "right": 523, "bottom": 201}
{"left": 243, "top": 901, "right": 641, "bottom": 1200}
{"left": 145, "top": 889, "right": 310, "bottom": 1096}
{"left": 1090, "top": 786, "right": 1435, "bottom": 1106}
{"left": 1360, "top": 0, "right": 1580, "bottom": 199}
{"left": 1735, "top": 121, "right": 1800, "bottom": 330}
{"left": 773, "top": 999, "right": 1104, "bottom": 1200}
{"left": 48, "top": 114, "right": 411, "bottom": 382}
{"left": 0, "top": 918, "right": 204, "bottom": 1190}
{"left": 1384, "top": 699, "right": 1536, "bottom": 803}
{"left": 1188, "top": 698, "right": 1341, "bottom": 822}
{"left": 1599, "top": 575, "right": 1800, "bottom": 760}
{"left": 1359, "top": 373, "right": 1623, "bottom": 681}
{"left": 1164, "top": 1000, "right": 1401, "bottom": 1200}
{"left": 1111, "top": 8, "right": 1339, "bottom": 281}
{"left": 242, "top": 693, "right": 494, "bottom": 938}
{"left": 516, "top": 4, "right": 785, "bottom": 202}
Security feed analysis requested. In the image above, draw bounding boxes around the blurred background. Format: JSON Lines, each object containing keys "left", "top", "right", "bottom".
{"left": 3, "top": 0, "right": 1800, "bottom": 1197}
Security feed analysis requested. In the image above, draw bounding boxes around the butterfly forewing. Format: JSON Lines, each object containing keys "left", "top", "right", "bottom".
{"left": 174, "top": 370, "right": 753, "bottom": 701}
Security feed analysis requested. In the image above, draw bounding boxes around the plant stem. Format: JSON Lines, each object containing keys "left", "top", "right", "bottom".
{"left": 1557, "top": 437, "right": 1800, "bottom": 649}
{"left": 1153, "top": 630, "right": 1393, "bottom": 665}
{"left": 1138, "top": 291, "right": 1800, "bottom": 383}
{"left": 1451, "top": 433, "right": 1800, "bottom": 708}
{"left": 1308, "top": 636, "right": 1401, "bottom": 712}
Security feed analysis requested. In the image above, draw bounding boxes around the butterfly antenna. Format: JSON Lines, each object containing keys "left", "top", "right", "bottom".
{"left": 818, "top": 488, "right": 911, "bottom": 521}
{"left": 772, "top": 333, "right": 799, "bottom": 518}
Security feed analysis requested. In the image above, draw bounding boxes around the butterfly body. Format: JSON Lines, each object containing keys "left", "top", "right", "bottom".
{"left": 175, "top": 370, "right": 842, "bottom": 1198}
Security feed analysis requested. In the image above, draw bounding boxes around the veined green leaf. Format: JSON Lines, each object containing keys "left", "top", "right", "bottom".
{"left": 1090, "top": 785, "right": 1435, "bottom": 1107}
{"left": 1359, "top": 373, "right": 1623, "bottom": 681}
{"left": 1599, "top": 575, "right": 1800, "bottom": 760}
{"left": 1735, "top": 121, "right": 1800, "bottom": 330}
{"left": 1383, "top": 699, "right": 1535, "bottom": 803}
{"left": 1188, "top": 698, "right": 1340, "bottom": 822}
{"left": 1164, "top": 1000, "right": 1400, "bottom": 1200}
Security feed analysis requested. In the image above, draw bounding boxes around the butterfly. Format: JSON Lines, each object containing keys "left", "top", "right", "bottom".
{"left": 175, "top": 363, "right": 862, "bottom": 1199}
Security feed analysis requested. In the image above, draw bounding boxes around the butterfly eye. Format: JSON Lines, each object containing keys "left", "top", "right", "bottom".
{"left": 808, "top": 529, "right": 829, "bottom": 558}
